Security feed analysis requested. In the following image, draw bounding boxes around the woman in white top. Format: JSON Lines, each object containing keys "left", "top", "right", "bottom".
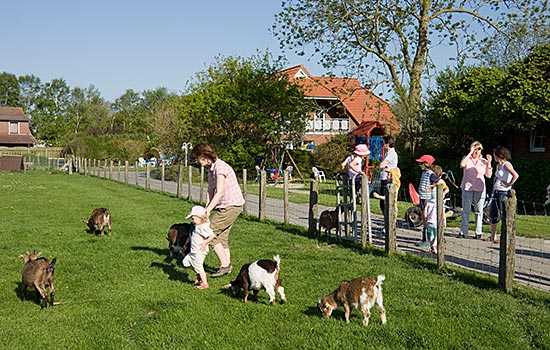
{"left": 486, "top": 146, "right": 519, "bottom": 243}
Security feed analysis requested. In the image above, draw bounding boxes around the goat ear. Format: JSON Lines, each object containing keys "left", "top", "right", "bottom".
{"left": 317, "top": 297, "right": 321, "bottom": 304}
{"left": 50, "top": 258, "right": 57, "bottom": 266}
{"left": 36, "top": 252, "right": 43, "bottom": 258}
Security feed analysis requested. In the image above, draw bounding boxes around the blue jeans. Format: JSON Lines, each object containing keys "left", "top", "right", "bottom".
{"left": 461, "top": 190, "right": 485, "bottom": 236}
{"left": 489, "top": 190, "right": 509, "bottom": 224}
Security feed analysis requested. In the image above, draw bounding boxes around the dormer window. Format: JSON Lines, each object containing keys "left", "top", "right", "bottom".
{"left": 294, "top": 69, "right": 308, "bottom": 79}
{"left": 9, "top": 121, "right": 18, "bottom": 134}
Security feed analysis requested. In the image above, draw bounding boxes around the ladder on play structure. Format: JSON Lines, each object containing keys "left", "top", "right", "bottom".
{"left": 335, "top": 173, "right": 361, "bottom": 243}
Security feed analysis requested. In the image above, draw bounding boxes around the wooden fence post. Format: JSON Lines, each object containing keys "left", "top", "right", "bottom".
{"left": 436, "top": 185, "right": 445, "bottom": 268}
{"left": 283, "top": 170, "right": 289, "bottom": 224}
{"left": 146, "top": 163, "right": 151, "bottom": 190}
{"left": 161, "top": 163, "right": 165, "bottom": 192}
{"left": 385, "top": 182, "right": 397, "bottom": 255}
{"left": 109, "top": 160, "right": 113, "bottom": 180}
{"left": 259, "top": 170, "right": 267, "bottom": 221}
{"left": 499, "top": 190, "right": 517, "bottom": 292}
{"left": 177, "top": 164, "right": 183, "bottom": 198}
{"left": 133, "top": 161, "right": 139, "bottom": 185}
{"left": 126, "top": 161, "right": 130, "bottom": 185}
{"left": 242, "top": 169, "right": 248, "bottom": 216}
{"left": 361, "top": 173, "right": 370, "bottom": 248}
{"left": 117, "top": 161, "right": 121, "bottom": 182}
{"left": 308, "top": 179, "right": 319, "bottom": 234}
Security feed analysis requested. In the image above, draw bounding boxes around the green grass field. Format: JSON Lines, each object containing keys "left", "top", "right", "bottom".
{"left": 1, "top": 171, "right": 549, "bottom": 349}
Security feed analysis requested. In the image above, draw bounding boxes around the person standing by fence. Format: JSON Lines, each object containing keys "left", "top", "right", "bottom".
{"left": 486, "top": 146, "right": 519, "bottom": 244}
{"left": 191, "top": 143, "right": 245, "bottom": 278}
{"left": 415, "top": 154, "right": 436, "bottom": 246}
{"left": 374, "top": 135, "right": 398, "bottom": 216}
{"left": 460, "top": 141, "right": 492, "bottom": 239}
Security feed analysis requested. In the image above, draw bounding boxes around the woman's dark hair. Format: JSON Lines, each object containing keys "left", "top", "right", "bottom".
{"left": 191, "top": 143, "right": 217, "bottom": 162}
{"left": 383, "top": 135, "right": 396, "bottom": 148}
{"left": 493, "top": 146, "right": 511, "bottom": 161}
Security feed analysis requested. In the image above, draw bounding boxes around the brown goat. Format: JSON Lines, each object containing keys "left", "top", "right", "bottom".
{"left": 317, "top": 275, "right": 386, "bottom": 326}
{"left": 318, "top": 209, "right": 338, "bottom": 237}
{"left": 20, "top": 251, "right": 57, "bottom": 308}
{"left": 84, "top": 208, "right": 112, "bottom": 236}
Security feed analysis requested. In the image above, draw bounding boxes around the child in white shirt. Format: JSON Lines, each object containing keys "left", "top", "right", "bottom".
{"left": 182, "top": 206, "right": 215, "bottom": 289}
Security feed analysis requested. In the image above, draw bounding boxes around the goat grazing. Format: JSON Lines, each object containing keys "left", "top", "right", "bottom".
{"left": 317, "top": 275, "right": 386, "bottom": 326}
{"left": 226, "top": 255, "right": 286, "bottom": 305}
{"left": 166, "top": 223, "right": 193, "bottom": 258}
{"left": 20, "top": 251, "right": 57, "bottom": 308}
{"left": 318, "top": 209, "right": 338, "bottom": 237}
{"left": 84, "top": 208, "right": 112, "bottom": 236}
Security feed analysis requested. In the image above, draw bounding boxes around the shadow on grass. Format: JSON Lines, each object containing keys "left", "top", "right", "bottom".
{"left": 14, "top": 281, "right": 42, "bottom": 307}
{"left": 150, "top": 261, "right": 191, "bottom": 283}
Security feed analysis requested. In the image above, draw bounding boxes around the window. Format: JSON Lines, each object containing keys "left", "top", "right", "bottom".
{"left": 530, "top": 129, "right": 546, "bottom": 152}
{"left": 9, "top": 122, "right": 18, "bottom": 134}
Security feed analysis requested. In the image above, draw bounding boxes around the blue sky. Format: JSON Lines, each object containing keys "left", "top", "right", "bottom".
{"left": 0, "top": 1, "right": 322, "bottom": 102}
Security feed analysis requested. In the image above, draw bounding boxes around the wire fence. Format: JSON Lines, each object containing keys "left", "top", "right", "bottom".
{"left": 36, "top": 157, "right": 550, "bottom": 293}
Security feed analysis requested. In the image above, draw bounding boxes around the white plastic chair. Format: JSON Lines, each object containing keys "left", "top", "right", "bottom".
{"left": 137, "top": 157, "right": 147, "bottom": 167}
{"left": 312, "top": 167, "right": 326, "bottom": 182}
{"left": 284, "top": 165, "right": 293, "bottom": 181}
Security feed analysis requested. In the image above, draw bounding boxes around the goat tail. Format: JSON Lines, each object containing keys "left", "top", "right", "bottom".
{"left": 273, "top": 254, "right": 281, "bottom": 270}
{"left": 376, "top": 274, "right": 385, "bottom": 286}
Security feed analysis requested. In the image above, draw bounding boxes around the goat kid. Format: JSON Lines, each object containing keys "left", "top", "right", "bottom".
{"left": 317, "top": 275, "right": 386, "bottom": 326}
{"left": 166, "top": 223, "right": 193, "bottom": 258}
{"left": 20, "top": 251, "right": 57, "bottom": 308}
{"left": 226, "top": 255, "right": 286, "bottom": 305}
{"left": 318, "top": 209, "right": 338, "bottom": 237}
{"left": 84, "top": 208, "right": 112, "bottom": 236}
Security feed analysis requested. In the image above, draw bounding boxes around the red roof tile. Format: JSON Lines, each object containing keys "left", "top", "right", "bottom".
{"left": 0, "top": 107, "right": 31, "bottom": 121}
{"left": 0, "top": 134, "right": 37, "bottom": 145}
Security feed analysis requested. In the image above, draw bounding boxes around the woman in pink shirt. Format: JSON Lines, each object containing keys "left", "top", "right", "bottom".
{"left": 459, "top": 141, "right": 492, "bottom": 238}
{"left": 191, "top": 143, "right": 245, "bottom": 278}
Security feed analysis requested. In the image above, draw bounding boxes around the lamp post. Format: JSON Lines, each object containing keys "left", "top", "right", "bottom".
{"left": 181, "top": 142, "right": 192, "bottom": 167}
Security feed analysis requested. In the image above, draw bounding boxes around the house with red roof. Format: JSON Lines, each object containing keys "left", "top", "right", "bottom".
{"left": 279, "top": 65, "right": 400, "bottom": 149}
{"left": 0, "top": 107, "right": 38, "bottom": 147}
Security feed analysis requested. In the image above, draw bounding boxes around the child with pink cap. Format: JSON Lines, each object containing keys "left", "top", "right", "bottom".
{"left": 182, "top": 205, "right": 215, "bottom": 289}
{"left": 340, "top": 144, "right": 370, "bottom": 199}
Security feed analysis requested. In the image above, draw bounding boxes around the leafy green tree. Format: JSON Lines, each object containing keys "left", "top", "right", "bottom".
{"left": 425, "top": 66, "right": 507, "bottom": 150}
{"left": 111, "top": 89, "right": 141, "bottom": 134}
{"left": 498, "top": 44, "right": 550, "bottom": 130}
{"left": 18, "top": 74, "right": 42, "bottom": 113}
{"left": 181, "top": 53, "right": 312, "bottom": 169}
{"left": 31, "top": 78, "right": 71, "bottom": 145}
{"left": 273, "top": 0, "right": 549, "bottom": 152}
{"left": 0, "top": 72, "right": 21, "bottom": 107}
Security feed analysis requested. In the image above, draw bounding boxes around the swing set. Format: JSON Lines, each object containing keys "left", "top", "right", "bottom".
{"left": 257, "top": 143, "right": 306, "bottom": 184}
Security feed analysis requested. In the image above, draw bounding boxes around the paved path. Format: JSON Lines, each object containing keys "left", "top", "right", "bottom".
{"left": 93, "top": 168, "right": 550, "bottom": 292}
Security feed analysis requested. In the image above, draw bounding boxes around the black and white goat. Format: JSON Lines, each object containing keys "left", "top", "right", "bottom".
{"left": 317, "top": 275, "right": 386, "bottom": 326}
{"left": 226, "top": 255, "right": 286, "bottom": 305}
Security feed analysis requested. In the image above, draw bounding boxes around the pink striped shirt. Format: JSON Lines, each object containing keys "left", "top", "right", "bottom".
{"left": 208, "top": 159, "right": 245, "bottom": 208}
